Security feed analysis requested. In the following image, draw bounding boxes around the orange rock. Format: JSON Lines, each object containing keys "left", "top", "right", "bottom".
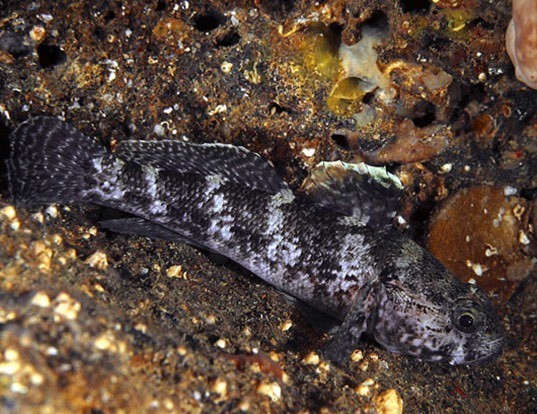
{"left": 427, "top": 186, "right": 534, "bottom": 303}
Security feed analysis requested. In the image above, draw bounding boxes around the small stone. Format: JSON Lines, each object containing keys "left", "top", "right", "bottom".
{"left": 32, "top": 212, "right": 45, "bottom": 223}
{"left": 350, "top": 349, "right": 364, "bottom": 362}
{"left": 163, "top": 399, "right": 174, "bottom": 410}
{"left": 256, "top": 381, "right": 282, "bottom": 401}
{"left": 302, "top": 351, "right": 320, "bottom": 365}
{"left": 30, "top": 25, "right": 46, "bottom": 42}
{"left": 46, "top": 205, "right": 59, "bottom": 218}
{"left": 166, "top": 265, "right": 183, "bottom": 278}
{"left": 32, "top": 241, "right": 53, "bottom": 272}
{"left": 519, "top": 230, "right": 530, "bottom": 245}
{"left": 0, "top": 360, "right": 20, "bottom": 375}
{"left": 318, "top": 361, "right": 331, "bottom": 373}
{"left": 302, "top": 147, "right": 316, "bottom": 157}
{"left": 238, "top": 399, "right": 251, "bottom": 412}
{"left": 0, "top": 310, "right": 17, "bottom": 323}
{"left": 9, "top": 219, "right": 21, "bottom": 231}
{"left": 215, "top": 338, "right": 227, "bottom": 349}
{"left": 10, "top": 382, "right": 28, "bottom": 394}
{"left": 355, "top": 378, "right": 376, "bottom": 396}
{"left": 31, "top": 291, "right": 51, "bottom": 308}
{"left": 504, "top": 186, "right": 517, "bottom": 196}
{"left": 0, "top": 205, "right": 17, "bottom": 221}
{"left": 94, "top": 333, "right": 115, "bottom": 351}
{"left": 210, "top": 378, "right": 228, "bottom": 398}
{"left": 53, "top": 292, "right": 81, "bottom": 320}
{"left": 373, "top": 389, "right": 403, "bottom": 414}
{"left": 4, "top": 348, "right": 19, "bottom": 361}
{"left": 134, "top": 323, "right": 147, "bottom": 333}
{"left": 207, "top": 104, "right": 228, "bottom": 116}
{"left": 30, "top": 372, "right": 44, "bottom": 385}
{"left": 280, "top": 319, "right": 292, "bottom": 331}
{"left": 85, "top": 250, "right": 109, "bottom": 270}
{"left": 205, "top": 314, "right": 217, "bottom": 324}
{"left": 154, "top": 123, "right": 166, "bottom": 136}
{"left": 221, "top": 61, "right": 233, "bottom": 73}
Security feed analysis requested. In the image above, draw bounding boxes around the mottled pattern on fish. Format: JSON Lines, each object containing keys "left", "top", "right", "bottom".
{"left": 6, "top": 117, "right": 505, "bottom": 365}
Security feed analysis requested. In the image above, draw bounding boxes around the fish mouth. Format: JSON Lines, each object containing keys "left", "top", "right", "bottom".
{"left": 448, "top": 336, "right": 505, "bottom": 366}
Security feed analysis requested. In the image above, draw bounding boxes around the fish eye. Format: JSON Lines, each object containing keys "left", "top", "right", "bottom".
{"left": 455, "top": 311, "right": 477, "bottom": 334}
{"left": 459, "top": 313, "right": 474, "bottom": 328}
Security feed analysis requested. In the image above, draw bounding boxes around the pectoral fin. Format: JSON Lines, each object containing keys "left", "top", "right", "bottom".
{"left": 301, "top": 161, "right": 403, "bottom": 229}
{"left": 322, "top": 279, "right": 379, "bottom": 364}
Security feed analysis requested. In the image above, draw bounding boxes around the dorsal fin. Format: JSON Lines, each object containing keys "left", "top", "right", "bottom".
{"left": 115, "top": 140, "right": 289, "bottom": 194}
{"left": 301, "top": 161, "right": 403, "bottom": 228}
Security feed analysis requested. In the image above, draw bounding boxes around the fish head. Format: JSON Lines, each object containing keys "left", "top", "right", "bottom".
{"left": 371, "top": 242, "right": 505, "bottom": 365}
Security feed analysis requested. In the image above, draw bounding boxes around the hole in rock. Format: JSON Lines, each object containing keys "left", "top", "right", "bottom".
{"left": 330, "top": 133, "right": 351, "bottom": 150}
{"left": 216, "top": 31, "right": 240, "bottom": 47}
{"left": 194, "top": 10, "right": 226, "bottom": 32}
{"left": 400, "top": 0, "right": 431, "bottom": 13}
{"left": 37, "top": 44, "right": 67, "bottom": 68}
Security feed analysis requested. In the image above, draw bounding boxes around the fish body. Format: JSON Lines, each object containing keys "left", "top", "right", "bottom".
{"left": 6, "top": 117, "right": 505, "bottom": 364}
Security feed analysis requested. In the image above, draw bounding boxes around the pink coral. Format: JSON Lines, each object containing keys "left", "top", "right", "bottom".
{"left": 506, "top": 0, "right": 537, "bottom": 89}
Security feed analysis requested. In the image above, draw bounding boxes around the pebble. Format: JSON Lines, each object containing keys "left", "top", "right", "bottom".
{"left": 45, "top": 205, "right": 59, "bottom": 218}
{"left": 31, "top": 291, "right": 51, "bottom": 308}
{"left": 214, "top": 338, "right": 227, "bottom": 349}
{"left": 31, "top": 241, "right": 53, "bottom": 272}
{"left": 221, "top": 61, "right": 233, "bottom": 73}
{"left": 280, "top": 319, "right": 292, "bottom": 331}
{"left": 85, "top": 250, "right": 109, "bottom": 270}
{"left": 0, "top": 205, "right": 17, "bottom": 220}
{"left": 210, "top": 378, "right": 228, "bottom": 398}
{"left": 256, "top": 380, "right": 282, "bottom": 401}
{"left": 373, "top": 389, "right": 403, "bottom": 414}
{"left": 53, "top": 292, "right": 81, "bottom": 320}
{"left": 350, "top": 349, "right": 364, "bottom": 362}
{"left": 166, "top": 265, "right": 183, "bottom": 278}
{"left": 302, "top": 351, "right": 320, "bottom": 365}
{"left": 355, "top": 378, "right": 376, "bottom": 397}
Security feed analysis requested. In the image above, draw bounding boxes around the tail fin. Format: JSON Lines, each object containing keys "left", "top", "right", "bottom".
{"left": 6, "top": 116, "right": 109, "bottom": 205}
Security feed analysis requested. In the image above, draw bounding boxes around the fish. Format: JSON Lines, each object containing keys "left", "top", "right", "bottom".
{"left": 5, "top": 116, "right": 505, "bottom": 365}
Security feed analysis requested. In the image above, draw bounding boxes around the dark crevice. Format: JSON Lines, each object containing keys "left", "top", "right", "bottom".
{"left": 156, "top": 0, "right": 167, "bottom": 11}
{"left": 361, "top": 10, "right": 389, "bottom": 32}
{"left": 328, "top": 22, "right": 344, "bottom": 37}
{"left": 216, "top": 31, "right": 240, "bottom": 48}
{"left": 330, "top": 133, "right": 351, "bottom": 151}
{"left": 193, "top": 10, "right": 226, "bottom": 32}
{"left": 411, "top": 101, "right": 436, "bottom": 127}
{"left": 467, "top": 18, "right": 494, "bottom": 31}
{"left": 37, "top": 44, "right": 67, "bottom": 68}
{"left": 400, "top": 0, "right": 431, "bottom": 13}
{"left": 362, "top": 92, "right": 375, "bottom": 104}
{"left": 93, "top": 26, "right": 107, "bottom": 41}
{"left": 104, "top": 10, "right": 116, "bottom": 21}
{"left": 256, "top": 0, "right": 297, "bottom": 19}
{"left": 268, "top": 102, "right": 292, "bottom": 115}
